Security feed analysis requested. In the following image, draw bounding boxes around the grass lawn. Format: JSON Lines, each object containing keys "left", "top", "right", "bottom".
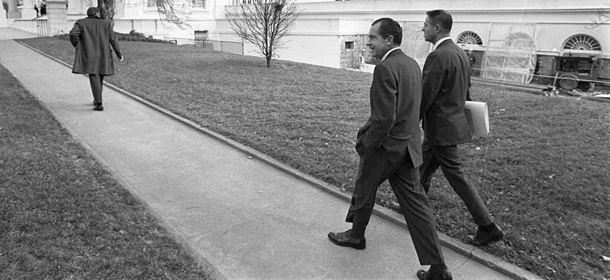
{"left": 17, "top": 37, "right": 610, "bottom": 280}
{"left": 0, "top": 64, "right": 211, "bottom": 279}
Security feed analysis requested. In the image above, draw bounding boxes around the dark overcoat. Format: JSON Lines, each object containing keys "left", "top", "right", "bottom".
{"left": 420, "top": 39, "right": 472, "bottom": 146}
{"left": 69, "top": 17, "right": 121, "bottom": 75}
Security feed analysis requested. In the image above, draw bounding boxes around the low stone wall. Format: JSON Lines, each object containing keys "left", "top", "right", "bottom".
{"left": 12, "top": 18, "right": 42, "bottom": 34}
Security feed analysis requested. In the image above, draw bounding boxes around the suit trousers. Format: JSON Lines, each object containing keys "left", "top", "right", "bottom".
{"left": 88, "top": 74, "right": 105, "bottom": 104}
{"left": 420, "top": 141, "right": 493, "bottom": 226}
{"left": 346, "top": 147, "right": 445, "bottom": 265}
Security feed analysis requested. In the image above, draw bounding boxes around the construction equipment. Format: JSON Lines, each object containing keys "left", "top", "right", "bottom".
{"left": 552, "top": 56, "right": 597, "bottom": 90}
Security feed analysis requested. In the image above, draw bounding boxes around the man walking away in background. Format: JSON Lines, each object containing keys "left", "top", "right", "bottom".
{"left": 70, "top": 7, "right": 123, "bottom": 111}
{"left": 328, "top": 17, "right": 452, "bottom": 280}
{"left": 419, "top": 9, "right": 504, "bottom": 249}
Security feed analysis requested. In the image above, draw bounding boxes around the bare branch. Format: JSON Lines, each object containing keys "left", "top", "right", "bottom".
{"left": 155, "top": 0, "right": 192, "bottom": 29}
{"left": 226, "top": 0, "right": 302, "bottom": 67}
{"left": 97, "top": 0, "right": 115, "bottom": 20}
{"left": 586, "top": 0, "right": 610, "bottom": 29}
{"left": 98, "top": 0, "right": 192, "bottom": 29}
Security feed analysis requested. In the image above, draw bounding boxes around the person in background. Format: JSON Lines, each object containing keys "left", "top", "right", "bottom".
{"left": 328, "top": 17, "right": 452, "bottom": 280}
{"left": 419, "top": 9, "right": 504, "bottom": 252}
{"left": 589, "top": 56, "right": 601, "bottom": 91}
{"left": 69, "top": 7, "right": 123, "bottom": 111}
{"left": 467, "top": 49, "right": 475, "bottom": 68}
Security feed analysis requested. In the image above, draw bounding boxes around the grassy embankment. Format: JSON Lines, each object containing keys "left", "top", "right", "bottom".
{"left": 0, "top": 63, "right": 212, "bottom": 279}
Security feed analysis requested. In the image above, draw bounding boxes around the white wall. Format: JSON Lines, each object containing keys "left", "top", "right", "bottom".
{"left": 211, "top": 0, "right": 608, "bottom": 67}
{"left": 60, "top": 0, "right": 610, "bottom": 68}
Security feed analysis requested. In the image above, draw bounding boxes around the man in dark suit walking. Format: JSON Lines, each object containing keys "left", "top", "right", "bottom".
{"left": 419, "top": 10, "right": 504, "bottom": 250}
{"left": 70, "top": 7, "right": 123, "bottom": 111}
{"left": 328, "top": 18, "right": 452, "bottom": 280}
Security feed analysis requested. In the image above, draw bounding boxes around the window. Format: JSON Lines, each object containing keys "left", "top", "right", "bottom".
{"left": 563, "top": 34, "right": 602, "bottom": 51}
{"left": 194, "top": 30, "right": 208, "bottom": 41}
{"left": 146, "top": 0, "right": 156, "bottom": 8}
{"left": 192, "top": 0, "right": 205, "bottom": 8}
{"left": 457, "top": 31, "right": 482, "bottom": 45}
{"left": 504, "top": 32, "right": 535, "bottom": 48}
{"left": 345, "top": 41, "right": 354, "bottom": 50}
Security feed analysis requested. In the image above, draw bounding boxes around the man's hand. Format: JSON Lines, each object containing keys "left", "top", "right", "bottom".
{"left": 118, "top": 54, "right": 124, "bottom": 62}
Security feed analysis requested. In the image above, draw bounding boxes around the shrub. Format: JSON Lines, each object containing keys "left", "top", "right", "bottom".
{"left": 115, "top": 30, "right": 170, "bottom": 43}
{"left": 53, "top": 30, "right": 170, "bottom": 44}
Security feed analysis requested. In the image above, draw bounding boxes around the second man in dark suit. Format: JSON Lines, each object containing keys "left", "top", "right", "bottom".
{"left": 420, "top": 10, "right": 504, "bottom": 248}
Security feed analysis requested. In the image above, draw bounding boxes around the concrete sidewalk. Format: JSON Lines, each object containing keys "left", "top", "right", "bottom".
{"left": 0, "top": 30, "right": 541, "bottom": 280}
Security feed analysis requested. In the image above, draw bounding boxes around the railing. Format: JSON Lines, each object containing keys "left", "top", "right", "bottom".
{"left": 11, "top": 19, "right": 46, "bottom": 35}
{"left": 231, "top": 0, "right": 253, "bottom": 5}
{"left": 162, "top": 37, "right": 244, "bottom": 55}
{"left": 195, "top": 40, "right": 244, "bottom": 55}
{"left": 36, "top": 20, "right": 49, "bottom": 37}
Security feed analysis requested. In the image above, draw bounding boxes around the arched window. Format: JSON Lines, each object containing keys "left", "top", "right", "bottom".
{"left": 563, "top": 34, "right": 602, "bottom": 51}
{"left": 457, "top": 31, "right": 482, "bottom": 45}
{"left": 505, "top": 32, "right": 535, "bottom": 48}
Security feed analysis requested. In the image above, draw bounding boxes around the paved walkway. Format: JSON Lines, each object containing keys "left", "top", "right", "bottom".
{"left": 0, "top": 27, "right": 541, "bottom": 280}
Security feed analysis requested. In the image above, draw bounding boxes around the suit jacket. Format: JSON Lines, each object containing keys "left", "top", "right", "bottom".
{"left": 420, "top": 39, "right": 472, "bottom": 146}
{"left": 70, "top": 17, "right": 121, "bottom": 75}
{"left": 356, "top": 49, "right": 423, "bottom": 167}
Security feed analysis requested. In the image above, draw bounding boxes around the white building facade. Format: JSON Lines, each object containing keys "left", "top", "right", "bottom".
{"left": 5, "top": 0, "right": 610, "bottom": 81}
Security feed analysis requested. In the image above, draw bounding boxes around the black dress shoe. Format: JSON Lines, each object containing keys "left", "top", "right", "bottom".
{"left": 416, "top": 265, "right": 452, "bottom": 280}
{"left": 327, "top": 229, "right": 365, "bottom": 250}
{"left": 93, "top": 103, "right": 104, "bottom": 111}
{"left": 473, "top": 224, "right": 504, "bottom": 246}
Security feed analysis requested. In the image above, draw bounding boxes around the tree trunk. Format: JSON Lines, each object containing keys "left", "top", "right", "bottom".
{"left": 266, "top": 56, "right": 271, "bottom": 68}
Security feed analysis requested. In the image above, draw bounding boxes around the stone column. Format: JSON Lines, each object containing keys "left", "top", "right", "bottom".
{"left": 8, "top": 0, "right": 21, "bottom": 18}
{"left": 46, "top": 0, "right": 67, "bottom": 35}
{"left": 18, "top": 0, "right": 37, "bottom": 19}
{"left": 1, "top": 4, "right": 7, "bottom": 27}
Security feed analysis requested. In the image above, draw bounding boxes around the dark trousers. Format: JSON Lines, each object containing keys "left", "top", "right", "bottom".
{"left": 420, "top": 141, "right": 493, "bottom": 226}
{"left": 346, "top": 147, "right": 445, "bottom": 265}
{"left": 89, "top": 74, "right": 105, "bottom": 104}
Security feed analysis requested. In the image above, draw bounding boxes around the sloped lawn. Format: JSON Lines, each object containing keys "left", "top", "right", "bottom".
{"left": 17, "top": 37, "right": 610, "bottom": 280}
{"left": 0, "top": 63, "right": 212, "bottom": 279}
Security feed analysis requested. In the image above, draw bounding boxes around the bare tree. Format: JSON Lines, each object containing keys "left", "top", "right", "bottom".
{"left": 97, "top": 0, "right": 115, "bottom": 20}
{"left": 226, "top": 0, "right": 301, "bottom": 68}
{"left": 153, "top": 0, "right": 191, "bottom": 28}
{"left": 97, "top": 0, "right": 190, "bottom": 28}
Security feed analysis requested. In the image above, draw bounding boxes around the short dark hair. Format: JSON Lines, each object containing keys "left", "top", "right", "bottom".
{"left": 426, "top": 10, "right": 453, "bottom": 32}
{"left": 87, "top": 7, "right": 99, "bottom": 18}
{"left": 372, "top": 18, "right": 403, "bottom": 45}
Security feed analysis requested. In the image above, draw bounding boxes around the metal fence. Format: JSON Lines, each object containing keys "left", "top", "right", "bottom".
{"left": 195, "top": 40, "right": 244, "bottom": 55}
{"left": 36, "top": 20, "right": 49, "bottom": 37}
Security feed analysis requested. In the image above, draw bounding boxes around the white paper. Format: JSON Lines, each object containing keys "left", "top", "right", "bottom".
{"left": 464, "top": 101, "right": 490, "bottom": 137}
